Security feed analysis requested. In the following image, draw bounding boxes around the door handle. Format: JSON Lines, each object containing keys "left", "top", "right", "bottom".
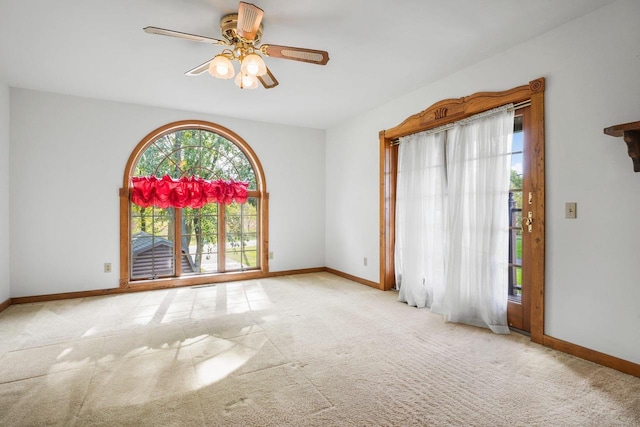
{"left": 523, "top": 211, "right": 533, "bottom": 233}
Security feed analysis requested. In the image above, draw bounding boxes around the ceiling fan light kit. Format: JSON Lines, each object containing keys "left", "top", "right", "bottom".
{"left": 144, "top": 1, "right": 329, "bottom": 90}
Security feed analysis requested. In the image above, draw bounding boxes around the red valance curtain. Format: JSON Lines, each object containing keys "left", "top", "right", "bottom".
{"left": 131, "top": 175, "right": 249, "bottom": 208}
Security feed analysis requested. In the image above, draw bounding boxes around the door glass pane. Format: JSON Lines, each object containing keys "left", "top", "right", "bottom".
{"left": 508, "top": 116, "right": 524, "bottom": 302}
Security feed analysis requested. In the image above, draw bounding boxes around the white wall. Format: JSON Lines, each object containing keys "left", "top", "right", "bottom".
{"left": 0, "top": 82, "right": 9, "bottom": 303}
{"left": 326, "top": 0, "right": 640, "bottom": 364}
{"left": 9, "top": 89, "right": 325, "bottom": 297}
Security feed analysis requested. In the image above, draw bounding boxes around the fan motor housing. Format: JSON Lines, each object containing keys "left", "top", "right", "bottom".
{"left": 221, "top": 13, "right": 263, "bottom": 44}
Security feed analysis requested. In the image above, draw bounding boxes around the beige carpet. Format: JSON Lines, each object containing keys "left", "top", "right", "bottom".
{"left": 0, "top": 272, "right": 638, "bottom": 426}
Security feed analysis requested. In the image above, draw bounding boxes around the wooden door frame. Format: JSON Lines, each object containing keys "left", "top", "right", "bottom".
{"left": 379, "top": 78, "right": 546, "bottom": 344}
{"left": 506, "top": 104, "right": 534, "bottom": 332}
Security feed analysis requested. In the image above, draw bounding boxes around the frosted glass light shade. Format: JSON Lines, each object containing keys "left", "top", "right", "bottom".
{"left": 234, "top": 72, "right": 259, "bottom": 89}
{"left": 240, "top": 54, "right": 267, "bottom": 77}
{"left": 209, "top": 55, "right": 235, "bottom": 79}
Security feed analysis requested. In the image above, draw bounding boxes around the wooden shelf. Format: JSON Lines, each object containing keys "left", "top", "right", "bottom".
{"left": 604, "top": 121, "right": 640, "bottom": 172}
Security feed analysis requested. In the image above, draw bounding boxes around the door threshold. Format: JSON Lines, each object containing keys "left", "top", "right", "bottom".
{"left": 509, "top": 327, "right": 531, "bottom": 337}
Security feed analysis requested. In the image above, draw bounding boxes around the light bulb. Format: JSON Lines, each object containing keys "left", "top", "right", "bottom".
{"left": 246, "top": 62, "right": 259, "bottom": 75}
{"left": 216, "top": 63, "right": 229, "bottom": 75}
{"left": 242, "top": 74, "right": 254, "bottom": 86}
{"left": 209, "top": 55, "right": 234, "bottom": 79}
{"left": 235, "top": 72, "right": 259, "bottom": 89}
{"left": 240, "top": 54, "right": 267, "bottom": 77}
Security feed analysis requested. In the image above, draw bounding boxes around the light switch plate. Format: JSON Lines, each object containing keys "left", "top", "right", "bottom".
{"left": 565, "top": 202, "right": 577, "bottom": 219}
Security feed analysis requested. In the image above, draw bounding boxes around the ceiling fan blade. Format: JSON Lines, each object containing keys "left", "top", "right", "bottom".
{"left": 143, "top": 26, "right": 225, "bottom": 45}
{"left": 258, "top": 67, "right": 279, "bottom": 89}
{"left": 260, "top": 45, "right": 329, "bottom": 65}
{"left": 185, "top": 59, "right": 213, "bottom": 76}
{"left": 236, "top": 2, "right": 264, "bottom": 41}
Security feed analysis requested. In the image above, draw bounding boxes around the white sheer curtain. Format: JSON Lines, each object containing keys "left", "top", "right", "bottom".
{"left": 444, "top": 107, "right": 514, "bottom": 334}
{"left": 395, "top": 131, "right": 446, "bottom": 310}
{"left": 394, "top": 106, "right": 514, "bottom": 333}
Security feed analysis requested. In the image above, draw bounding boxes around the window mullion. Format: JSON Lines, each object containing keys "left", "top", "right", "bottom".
{"left": 218, "top": 203, "right": 226, "bottom": 273}
{"left": 240, "top": 203, "right": 245, "bottom": 270}
{"left": 174, "top": 208, "right": 183, "bottom": 277}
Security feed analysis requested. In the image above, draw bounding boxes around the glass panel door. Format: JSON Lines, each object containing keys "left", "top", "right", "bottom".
{"left": 507, "top": 108, "right": 532, "bottom": 332}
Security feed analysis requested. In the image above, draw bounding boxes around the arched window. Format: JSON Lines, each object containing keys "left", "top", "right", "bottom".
{"left": 119, "top": 120, "right": 268, "bottom": 289}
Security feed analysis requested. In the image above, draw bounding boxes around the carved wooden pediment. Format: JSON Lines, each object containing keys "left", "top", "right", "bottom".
{"left": 382, "top": 78, "right": 545, "bottom": 141}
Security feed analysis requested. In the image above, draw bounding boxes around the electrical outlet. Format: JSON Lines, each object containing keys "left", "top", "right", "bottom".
{"left": 104, "top": 263, "right": 112, "bottom": 273}
{"left": 363, "top": 257, "right": 368, "bottom": 266}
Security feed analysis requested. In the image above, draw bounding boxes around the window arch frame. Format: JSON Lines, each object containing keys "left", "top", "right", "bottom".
{"left": 119, "top": 120, "right": 269, "bottom": 290}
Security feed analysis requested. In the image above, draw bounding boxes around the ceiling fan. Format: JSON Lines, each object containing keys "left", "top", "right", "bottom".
{"left": 144, "top": 1, "right": 330, "bottom": 89}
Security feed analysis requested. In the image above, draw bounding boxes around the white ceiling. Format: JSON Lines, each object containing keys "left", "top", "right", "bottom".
{"left": 0, "top": 0, "right": 616, "bottom": 129}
